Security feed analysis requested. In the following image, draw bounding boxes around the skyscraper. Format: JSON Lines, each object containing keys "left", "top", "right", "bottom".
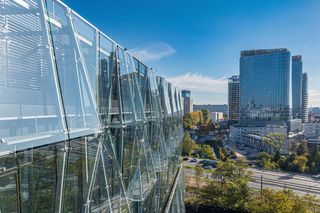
{"left": 181, "top": 90, "right": 193, "bottom": 114}
{"left": 239, "top": 49, "right": 291, "bottom": 125}
{"left": 228, "top": 75, "right": 240, "bottom": 121}
{"left": 302, "top": 73, "right": 309, "bottom": 122}
{"left": 292, "top": 55, "right": 303, "bottom": 119}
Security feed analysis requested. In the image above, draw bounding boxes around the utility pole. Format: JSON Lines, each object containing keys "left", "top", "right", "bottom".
{"left": 260, "top": 174, "right": 263, "bottom": 195}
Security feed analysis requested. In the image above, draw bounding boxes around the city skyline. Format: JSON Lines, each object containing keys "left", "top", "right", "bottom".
{"left": 64, "top": 0, "right": 320, "bottom": 106}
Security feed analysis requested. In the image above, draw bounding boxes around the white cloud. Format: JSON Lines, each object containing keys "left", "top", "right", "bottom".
{"left": 131, "top": 42, "right": 175, "bottom": 62}
{"left": 167, "top": 73, "right": 228, "bottom": 94}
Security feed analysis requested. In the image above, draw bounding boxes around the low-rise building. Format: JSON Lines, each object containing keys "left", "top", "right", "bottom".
{"left": 242, "top": 134, "right": 275, "bottom": 153}
{"left": 210, "top": 112, "right": 224, "bottom": 122}
{"left": 229, "top": 124, "right": 287, "bottom": 144}
{"left": 304, "top": 121, "right": 320, "bottom": 139}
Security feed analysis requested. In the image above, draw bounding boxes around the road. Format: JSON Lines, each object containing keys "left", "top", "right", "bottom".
{"left": 184, "top": 165, "right": 320, "bottom": 197}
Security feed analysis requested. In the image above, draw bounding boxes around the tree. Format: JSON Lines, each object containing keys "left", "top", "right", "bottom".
{"left": 182, "top": 132, "right": 198, "bottom": 156}
{"left": 200, "top": 144, "right": 216, "bottom": 159}
{"left": 297, "top": 140, "right": 308, "bottom": 156}
{"left": 249, "top": 189, "right": 320, "bottom": 213}
{"left": 308, "top": 145, "right": 320, "bottom": 174}
{"left": 292, "top": 155, "right": 308, "bottom": 172}
{"left": 199, "top": 160, "right": 250, "bottom": 211}
{"left": 183, "top": 113, "right": 193, "bottom": 129}
{"left": 201, "top": 109, "right": 210, "bottom": 124}
{"left": 274, "top": 150, "right": 281, "bottom": 162}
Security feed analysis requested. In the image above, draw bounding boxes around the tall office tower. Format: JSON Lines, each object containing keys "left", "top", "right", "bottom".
{"left": 292, "top": 55, "right": 303, "bottom": 119}
{"left": 228, "top": 75, "right": 240, "bottom": 121}
{"left": 181, "top": 90, "right": 193, "bottom": 114}
{"left": 239, "top": 49, "right": 291, "bottom": 125}
{"left": 302, "top": 73, "right": 309, "bottom": 122}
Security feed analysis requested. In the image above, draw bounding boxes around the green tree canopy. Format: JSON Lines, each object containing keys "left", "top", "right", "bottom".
{"left": 182, "top": 132, "right": 198, "bottom": 156}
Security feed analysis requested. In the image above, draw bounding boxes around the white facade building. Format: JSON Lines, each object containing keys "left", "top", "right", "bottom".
{"left": 229, "top": 124, "right": 287, "bottom": 144}
{"left": 304, "top": 122, "right": 320, "bottom": 139}
{"left": 210, "top": 112, "right": 224, "bottom": 122}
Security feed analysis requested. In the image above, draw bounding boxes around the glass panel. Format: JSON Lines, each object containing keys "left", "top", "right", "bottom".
{"left": 0, "top": 172, "right": 18, "bottom": 213}
{"left": 19, "top": 144, "right": 62, "bottom": 212}
{"left": 126, "top": 53, "right": 144, "bottom": 122}
{"left": 0, "top": 0, "right": 65, "bottom": 152}
{"left": 44, "top": 0, "right": 99, "bottom": 139}
{"left": 97, "top": 35, "right": 115, "bottom": 125}
{"left": 117, "top": 47, "right": 134, "bottom": 124}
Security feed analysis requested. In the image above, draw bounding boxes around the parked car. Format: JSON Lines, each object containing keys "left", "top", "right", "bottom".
{"left": 183, "top": 157, "right": 189, "bottom": 161}
{"left": 189, "top": 158, "right": 198, "bottom": 163}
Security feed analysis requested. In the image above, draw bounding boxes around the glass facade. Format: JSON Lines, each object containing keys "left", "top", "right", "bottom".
{"left": 239, "top": 49, "right": 291, "bottom": 125}
{"left": 292, "top": 55, "right": 302, "bottom": 119}
{"left": 0, "top": 0, "right": 185, "bottom": 212}
{"left": 228, "top": 75, "right": 240, "bottom": 121}
{"left": 302, "top": 73, "right": 309, "bottom": 123}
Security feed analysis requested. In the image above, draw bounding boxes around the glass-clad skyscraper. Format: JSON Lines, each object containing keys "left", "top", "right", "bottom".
{"left": 302, "top": 73, "right": 309, "bottom": 123}
{"left": 228, "top": 75, "right": 240, "bottom": 122}
{"left": 292, "top": 55, "right": 303, "bottom": 119}
{"left": 239, "top": 49, "right": 291, "bottom": 125}
{"left": 0, "top": 0, "right": 185, "bottom": 212}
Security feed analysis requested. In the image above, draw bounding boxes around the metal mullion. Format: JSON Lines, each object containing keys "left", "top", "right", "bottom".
{"left": 67, "top": 8, "right": 100, "bottom": 128}
{"left": 38, "top": 0, "right": 68, "bottom": 135}
{"left": 124, "top": 51, "right": 137, "bottom": 123}
{"left": 84, "top": 141, "right": 101, "bottom": 213}
{"left": 99, "top": 144, "right": 114, "bottom": 213}
{"left": 74, "top": 48, "right": 87, "bottom": 128}
{"left": 38, "top": 2, "right": 70, "bottom": 212}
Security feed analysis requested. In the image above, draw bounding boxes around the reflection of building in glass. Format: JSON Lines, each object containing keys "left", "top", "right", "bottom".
{"left": 292, "top": 55, "right": 303, "bottom": 119}
{"left": 181, "top": 90, "right": 193, "bottom": 114}
{"left": 0, "top": 1, "right": 184, "bottom": 212}
{"left": 302, "top": 73, "right": 309, "bottom": 123}
{"left": 228, "top": 75, "right": 240, "bottom": 121}
{"left": 239, "top": 49, "right": 291, "bottom": 125}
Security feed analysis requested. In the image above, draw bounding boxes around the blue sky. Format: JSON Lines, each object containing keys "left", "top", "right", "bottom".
{"left": 64, "top": 0, "right": 320, "bottom": 106}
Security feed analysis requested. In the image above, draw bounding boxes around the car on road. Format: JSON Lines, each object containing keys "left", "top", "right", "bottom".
{"left": 189, "top": 158, "right": 198, "bottom": 163}
{"left": 312, "top": 174, "right": 320, "bottom": 179}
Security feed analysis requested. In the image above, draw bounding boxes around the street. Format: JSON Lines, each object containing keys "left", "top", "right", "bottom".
{"left": 184, "top": 165, "right": 320, "bottom": 197}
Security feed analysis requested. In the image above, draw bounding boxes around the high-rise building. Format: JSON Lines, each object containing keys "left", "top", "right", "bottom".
{"left": 302, "top": 73, "right": 309, "bottom": 122}
{"left": 228, "top": 75, "right": 240, "bottom": 121}
{"left": 182, "top": 90, "right": 193, "bottom": 114}
{"left": 239, "top": 49, "right": 291, "bottom": 125}
{"left": 0, "top": 1, "right": 185, "bottom": 212}
{"left": 292, "top": 55, "right": 303, "bottom": 119}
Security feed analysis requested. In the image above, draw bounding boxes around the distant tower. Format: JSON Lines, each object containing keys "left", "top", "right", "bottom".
{"left": 302, "top": 73, "right": 308, "bottom": 122}
{"left": 228, "top": 75, "right": 240, "bottom": 121}
{"left": 239, "top": 48, "right": 291, "bottom": 125}
{"left": 292, "top": 55, "right": 302, "bottom": 119}
{"left": 181, "top": 90, "right": 193, "bottom": 114}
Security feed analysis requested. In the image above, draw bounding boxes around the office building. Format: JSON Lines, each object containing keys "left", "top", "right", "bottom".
{"left": 302, "top": 73, "right": 309, "bottom": 122}
{"left": 0, "top": 1, "right": 184, "bottom": 212}
{"left": 239, "top": 49, "right": 291, "bottom": 125}
{"left": 228, "top": 75, "right": 240, "bottom": 121}
{"left": 182, "top": 90, "right": 193, "bottom": 114}
{"left": 292, "top": 55, "right": 303, "bottom": 119}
